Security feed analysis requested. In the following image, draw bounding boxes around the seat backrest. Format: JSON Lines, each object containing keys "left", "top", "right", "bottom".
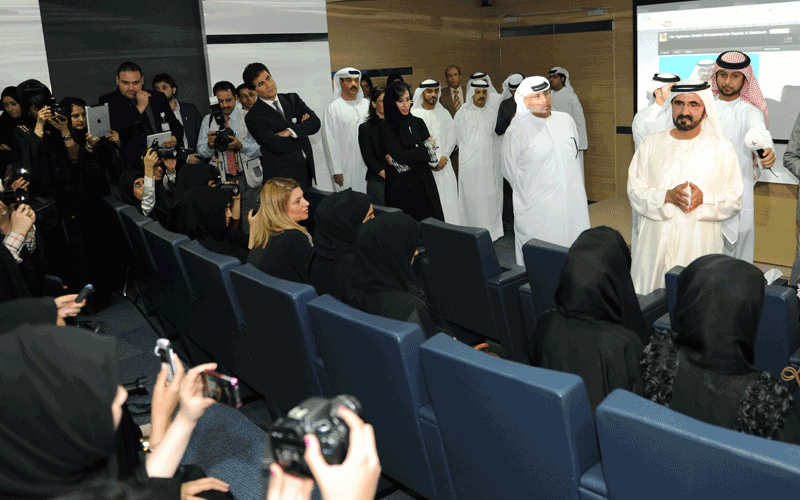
{"left": 597, "top": 389, "right": 800, "bottom": 500}
{"left": 521, "top": 238, "right": 568, "bottom": 327}
{"left": 756, "top": 285, "right": 800, "bottom": 376}
{"left": 665, "top": 265, "right": 683, "bottom": 324}
{"left": 420, "top": 217, "right": 501, "bottom": 335}
{"left": 142, "top": 221, "right": 193, "bottom": 306}
{"left": 373, "top": 204, "right": 402, "bottom": 215}
{"left": 178, "top": 241, "right": 260, "bottom": 391}
{"left": 103, "top": 195, "right": 135, "bottom": 268}
{"left": 419, "top": 333, "right": 599, "bottom": 500}
{"left": 230, "top": 264, "right": 327, "bottom": 411}
{"left": 306, "top": 295, "right": 444, "bottom": 500}
{"left": 120, "top": 207, "right": 158, "bottom": 287}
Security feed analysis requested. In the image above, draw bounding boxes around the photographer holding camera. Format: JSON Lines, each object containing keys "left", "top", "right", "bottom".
{"left": 197, "top": 81, "right": 262, "bottom": 233}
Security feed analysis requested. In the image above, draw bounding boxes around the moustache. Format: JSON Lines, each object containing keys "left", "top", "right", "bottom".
{"left": 677, "top": 114, "right": 693, "bottom": 121}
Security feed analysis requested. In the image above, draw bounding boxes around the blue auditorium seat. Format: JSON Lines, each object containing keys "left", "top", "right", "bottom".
{"left": 142, "top": 222, "right": 208, "bottom": 365}
{"left": 178, "top": 241, "right": 263, "bottom": 394}
{"left": 419, "top": 333, "right": 606, "bottom": 500}
{"left": 420, "top": 217, "right": 528, "bottom": 361}
{"left": 596, "top": 389, "right": 800, "bottom": 500}
{"left": 521, "top": 238, "right": 569, "bottom": 328}
{"left": 372, "top": 204, "right": 402, "bottom": 214}
{"left": 229, "top": 264, "right": 332, "bottom": 415}
{"left": 307, "top": 295, "right": 453, "bottom": 500}
{"left": 119, "top": 207, "right": 161, "bottom": 302}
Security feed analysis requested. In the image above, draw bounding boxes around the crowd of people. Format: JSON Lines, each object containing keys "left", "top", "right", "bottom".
{"left": 2, "top": 45, "right": 800, "bottom": 499}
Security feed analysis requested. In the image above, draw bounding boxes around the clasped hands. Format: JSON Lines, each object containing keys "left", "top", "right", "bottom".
{"left": 665, "top": 181, "right": 703, "bottom": 213}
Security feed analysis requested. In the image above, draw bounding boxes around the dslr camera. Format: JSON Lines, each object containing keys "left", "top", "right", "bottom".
{"left": 268, "top": 395, "right": 363, "bottom": 478}
{"left": 209, "top": 96, "right": 235, "bottom": 152}
{"left": 1, "top": 165, "right": 30, "bottom": 206}
{"left": 45, "top": 96, "right": 71, "bottom": 117}
{"left": 149, "top": 139, "right": 191, "bottom": 160}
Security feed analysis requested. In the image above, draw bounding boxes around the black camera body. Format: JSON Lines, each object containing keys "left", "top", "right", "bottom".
{"left": 214, "top": 127, "right": 235, "bottom": 151}
{"left": 0, "top": 188, "right": 28, "bottom": 206}
{"left": 269, "top": 395, "right": 363, "bottom": 478}
{"left": 46, "top": 96, "right": 71, "bottom": 117}
{"left": 149, "top": 139, "right": 191, "bottom": 160}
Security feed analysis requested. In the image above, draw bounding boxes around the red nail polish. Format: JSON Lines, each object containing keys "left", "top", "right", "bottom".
{"left": 270, "top": 467, "right": 275, "bottom": 476}
{"left": 304, "top": 436, "right": 311, "bottom": 446}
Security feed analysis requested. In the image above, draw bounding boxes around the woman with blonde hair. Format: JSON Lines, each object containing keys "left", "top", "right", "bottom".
{"left": 247, "top": 177, "right": 313, "bottom": 283}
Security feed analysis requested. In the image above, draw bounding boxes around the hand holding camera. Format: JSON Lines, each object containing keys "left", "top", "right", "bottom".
{"left": 143, "top": 149, "right": 159, "bottom": 178}
{"left": 151, "top": 348, "right": 184, "bottom": 448}
{"left": 9, "top": 203, "right": 35, "bottom": 237}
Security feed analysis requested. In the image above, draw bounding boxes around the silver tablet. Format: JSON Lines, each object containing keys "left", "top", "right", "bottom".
{"left": 86, "top": 103, "right": 109, "bottom": 138}
{"left": 145, "top": 131, "right": 172, "bottom": 149}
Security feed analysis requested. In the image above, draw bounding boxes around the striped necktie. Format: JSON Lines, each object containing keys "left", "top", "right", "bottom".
{"left": 453, "top": 88, "right": 462, "bottom": 111}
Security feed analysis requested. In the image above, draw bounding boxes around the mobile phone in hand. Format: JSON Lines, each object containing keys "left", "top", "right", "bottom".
{"left": 202, "top": 370, "right": 242, "bottom": 408}
{"left": 75, "top": 284, "right": 94, "bottom": 303}
{"left": 154, "top": 338, "right": 177, "bottom": 381}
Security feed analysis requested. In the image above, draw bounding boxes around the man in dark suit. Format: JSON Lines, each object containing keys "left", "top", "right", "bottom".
{"left": 439, "top": 65, "right": 465, "bottom": 119}
{"left": 99, "top": 62, "right": 183, "bottom": 170}
{"left": 153, "top": 73, "right": 202, "bottom": 164}
{"left": 242, "top": 62, "right": 320, "bottom": 188}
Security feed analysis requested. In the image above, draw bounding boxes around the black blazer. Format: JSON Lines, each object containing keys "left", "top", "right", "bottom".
{"left": 98, "top": 89, "right": 184, "bottom": 170}
{"left": 358, "top": 121, "right": 386, "bottom": 182}
{"left": 178, "top": 101, "right": 202, "bottom": 150}
{"left": 244, "top": 93, "right": 320, "bottom": 188}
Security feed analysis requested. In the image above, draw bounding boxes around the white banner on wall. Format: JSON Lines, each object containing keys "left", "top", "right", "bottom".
{"left": 0, "top": 1, "right": 51, "bottom": 92}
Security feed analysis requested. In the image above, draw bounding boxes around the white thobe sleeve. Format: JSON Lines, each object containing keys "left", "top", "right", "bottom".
{"left": 743, "top": 104, "right": 773, "bottom": 178}
{"left": 322, "top": 107, "right": 343, "bottom": 176}
{"left": 440, "top": 113, "right": 457, "bottom": 159}
{"left": 502, "top": 126, "right": 522, "bottom": 184}
{"left": 627, "top": 138, "right": 675, "bottom": 221}
{"left": 570, "top": 94, "right": 588, "bottom": 150}
{"left": 141, "top": 176, "right": 156, "bottom": 216}
{"left": 632, "top": 114, "right": 645, "bottom": 152}
{"left": 694, "top": 142, "right": 744, "bottom": 222}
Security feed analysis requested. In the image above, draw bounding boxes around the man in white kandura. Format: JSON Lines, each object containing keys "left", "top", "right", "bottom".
{"left": 322, "top": 67, "right": 370, "bottom": 193}
{"left": 711, "top": 50, "right": 775, "bottom": 263}
{"left": 411, "top": 79, "right": 461, "bottom": 224}
{"left": 548, "top": 67, "right": 588, "bottom": 178}
{"left": 630, "top": 72, "right": 681, "bottom": 255}
{"left": 628, "top": 79, "right": 743, "bottom": 295}
{"left": 454, "top": 80, "right": 503, "bottom": 240}
{"left": 502, "top": 76, "right": 590, "bottom": 266}
{"left": 467, "top": 72, "right": 502, "bottom": 111}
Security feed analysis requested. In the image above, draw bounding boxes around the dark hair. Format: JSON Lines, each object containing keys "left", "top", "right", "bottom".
{"left": 243, "top": 62, "right": 269, "bottom": 89}
{"left": 17, "top": 80, "right": 51, "bottom": 111}
{"left": 383, "top": 81, "right": 413, "bottom": 131}
{"left": 367, "top": 85, "right": 386, "bottom": 124}
{"left": 236, "top": 83, "right": 249, "bottom": 96}
{"left": 212, "top": 81, "right": 236, "bottom": 96}
{"left": 445, "top": 65, "right": 460, "bottom": 76}
{"left": 152, "top": 73, "right": 176, "bottom": 90}
{"left": 116, "top": 61, "right": 143, "bottom": 77}
{"left": 387, "top": 74, "right": 404, "bottom": 85}
{"left": 361, "top": 74, "right": 373, "bottom": 90}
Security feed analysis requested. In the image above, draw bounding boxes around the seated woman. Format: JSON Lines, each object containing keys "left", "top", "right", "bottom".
{"left": 180, "top": 186, "right": 247, "bottom": 262}
{"left": 247, "top": 177, "right": 313, "bottom": 283}
{"left": 0, "top": 87, "right": 33, "bottom": 167}
{"left": 346, "top": 212, "right": 437, "bottom": 338}
{"left": 309, "top": 189, "right": 373, "bottom": 301}
{"left": 638, "top": 254, "right": 800, "bottom": 443}
{"left": 528, "top": 226, "right": 648, "bottom": 410}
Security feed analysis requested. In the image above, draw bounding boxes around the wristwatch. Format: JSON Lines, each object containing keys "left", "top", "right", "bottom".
{"left": 62, "top": 135, "right": 73, "bottom": 142}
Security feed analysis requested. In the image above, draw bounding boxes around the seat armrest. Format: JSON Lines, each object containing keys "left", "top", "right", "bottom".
{"left": 579, "top": 461, "right": 608, "bottom": 498}
{"left": 486, "top": 267, "right": 528, "bottom": 287}
{"left": 638, "top": 288, "right": 668, "bottom": 341}
{"left": 653, "top": 312, "right": 671, "bottom": 333}
{"left": 638, "top": 288, "right": 666, "bottom": 311}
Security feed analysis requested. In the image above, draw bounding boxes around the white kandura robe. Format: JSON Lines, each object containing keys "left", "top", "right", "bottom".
{"left": 454, "top": 103, "right": 503, "bottom": 240}
{"left": 502, "top": 111, "right": 590, "bottom": 266}
{"left": 630, "top": 101, "right": 664, "bottom": 256}
{"left": 715, "top": 97, "right": 772, "bottom": 263}
{"left": 322, "top": 97, "right": 370, "bottom": 193}
{"left": 628, "top": 129, "right": 743, "bottom": 295}
{"left": 411, "top": 106, "right": 461, "bottom": 225}
{"left": 551, "top": 87, "right": 588, "bottom": 181}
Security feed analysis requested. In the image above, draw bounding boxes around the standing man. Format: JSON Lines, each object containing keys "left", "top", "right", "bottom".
{"left": 467, "top": 72, "right": 502, "bottom": 110}
{"left": 628, "top": 80, "right": 743, "bottom": 295}
{"left": 783, "top": 111, "right": 800, "bottom": 285}
{"left": 152, "top": 73, "right": 202, "bottom": 164}
{"left": 548, "top": 67, "right": 588, "bottom": 178}
{"left": 411, "top": 79, "right": 460, "bottom": 224}
{"left": 454, "top": 80, "right": 503, "bottom": 240}
{"left": 236, "top": 84, "right": 257, "bottom": 112}
{"left": 502, "top": 76, "right": 590, "bottom": 266}
{"left": 439, "top": 65, "right": 464, "bottom": 118}
{"left": 99, "top": 62, "right": 183, "bottom": 170}
{"left": 711, "top": 50, "right": 774, "bottom": 263}
{"left": 496, "top": 73, "right": 524, "bottom": 231}
{"left": 197, "top": 81, "right": 261, "bottom": 231}
{"left": 321, "top": 68, "right": 370, "bottom": 193}
{"left": 242, "top": 63, "right": 320, "bottom": 188}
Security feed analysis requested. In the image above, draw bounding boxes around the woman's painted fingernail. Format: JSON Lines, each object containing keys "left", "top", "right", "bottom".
{"left": 304, "top": 436, "right": 311, "bottom": 446}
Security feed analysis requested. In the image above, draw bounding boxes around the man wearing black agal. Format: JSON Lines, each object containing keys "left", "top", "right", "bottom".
{"left": 99, "top": 62, "right": 183, "bottom": 171}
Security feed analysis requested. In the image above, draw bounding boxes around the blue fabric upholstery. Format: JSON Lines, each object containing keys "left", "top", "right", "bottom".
{"left": 178, "top": 241, "right": 262, "bottom": 393}
{"left": 229, "top": 264, "right": 331, "bottom": 413}
{"left": 665, "top": 265, "right": 683, "bottom": 324}
{"left": 119, "top": 207, "right": 160, "bottom": 300}
{"left": 420, "top": 217, "right": 528, "bottom": 361}
{"left": 597, "top": 389, "right": 800, "bottom": 500}
{"left": 756, "top": 285, "right": 800, "bottom": 377}
{"left": 521, "top": 238, "right": 569, "bottom": 329}
{"left": 418, "top": 333, "right": 603, "bottom": 500}
{"left": 637, "top": 288, "right": 668, "bottom": 340}
{"left": 306, "top": 295, "right": 453, "bottom": 500}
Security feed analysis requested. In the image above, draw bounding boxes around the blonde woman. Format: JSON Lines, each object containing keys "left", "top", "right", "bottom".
{"left": 247, "top": 177, "right": 312, "bottom": 283}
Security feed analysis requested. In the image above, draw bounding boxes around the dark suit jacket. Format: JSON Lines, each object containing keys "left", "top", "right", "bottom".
{"left": 439, "top": 85, "right": 464, "bottom": 118}
{"left": 358, "top": 121, "right": 385, "bottom": 182}
{"left": 244, "top": 93, "right": 320, "bottom": 188}
{"left": 177, "top": 101, "right": 202, "bottom": 150}
{"left": 495, "top": 97, "right": 517, "bottom": 136}
{"left": 99, "top": 89, "right": 184, "bottom": 170}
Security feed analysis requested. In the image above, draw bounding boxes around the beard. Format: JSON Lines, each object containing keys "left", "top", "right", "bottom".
{"left": 673, "top": 114, "right": 701, "bottom": 131}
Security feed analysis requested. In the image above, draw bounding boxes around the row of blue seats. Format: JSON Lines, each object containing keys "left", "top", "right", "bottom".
{"left": 105, "top": 193, "right": 800, "bottom": 499}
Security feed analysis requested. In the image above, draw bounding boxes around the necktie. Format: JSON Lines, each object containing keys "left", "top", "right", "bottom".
{"left": 272, "top": 99, "right": 286, "bottom": 121}
{"left": 454, "top": 88, "right": 462, "bottom": 111}
{"left": 224, "top": 115, "right": 236, "bottom": 177}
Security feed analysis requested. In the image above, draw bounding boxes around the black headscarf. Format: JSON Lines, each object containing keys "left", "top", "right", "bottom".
{"left": 382, "top": 81, "right": 413, "bottom": 132}
{"left": 313, "top": 189, "right": 371, "bottom": 260}
{"left": 58, "top": 97, "right": 88, "bottom": 146}
{"left": 180, "top": 187, "right": 232, "bottom": 242}
{"left": 352, "top": 212, "right": 424, "bottom": 300}
{"left": 555, "top": 226, "right": 649, "bottom": 344}
{"left": 0, "top": 325, "right": 119, "bottom": 498}
{"left": 0, "top": 86, "right": 32, "bottom": 146}
{"left": 673, "top": 254, "right": 764, "bottom": 375}
{"left": 118, "top": 169, "right": 145, "bottom": 212}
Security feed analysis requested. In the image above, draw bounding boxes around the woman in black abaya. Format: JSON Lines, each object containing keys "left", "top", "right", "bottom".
{"left": 528, "top": 226, "right": 648, "bottom": 410}
{"left": 180, "top": 187, "right": 248, "bottom": 262}
{"left": 0, "top": 86, "right": 33, "bottom": 167}
{"left": 378, "top": 82, "right": 443, "bottom": 222}
{"left": 309, "top": 189, "right": 373, "bottom": 301}
{"left": 638, "top": 254, "right": 800, "bottom": 443}
{"left": 346, "top": 212, "right": 437, "bottom": 338}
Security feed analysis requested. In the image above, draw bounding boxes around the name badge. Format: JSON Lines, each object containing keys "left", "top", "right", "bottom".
{"left": 292, "top": 117, "right": 297, "bottom": 124}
